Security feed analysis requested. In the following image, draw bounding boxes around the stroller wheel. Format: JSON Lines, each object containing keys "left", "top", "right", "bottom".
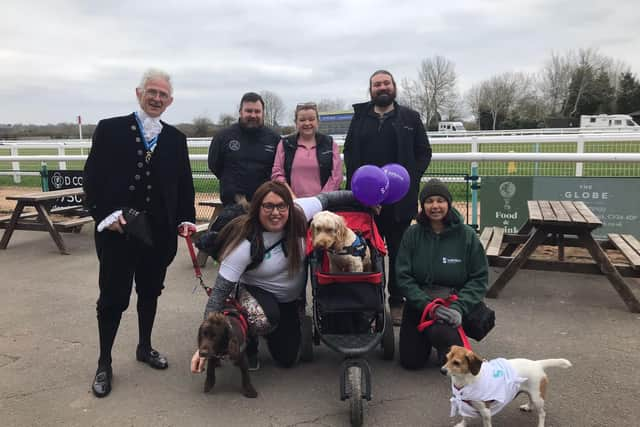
{"left": 347, "top": 366, "right": 364, "bottom": 427}
{"left": 300, "top": 314, "right": 314, "bottom": 362}
{"left": 381, "top": 309, "right": 395, "bottom": 360}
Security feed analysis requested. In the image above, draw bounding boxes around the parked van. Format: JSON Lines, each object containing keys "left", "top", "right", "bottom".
{"left": 438, "top": 121, "right": 467, "bottom": 132}
{"left": 580, "top": 114, "right": 639, "bottom": 130}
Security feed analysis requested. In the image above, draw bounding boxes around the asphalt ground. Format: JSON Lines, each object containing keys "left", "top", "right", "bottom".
{"left": 1, "top": 227, "right": 639, "bottom": 426}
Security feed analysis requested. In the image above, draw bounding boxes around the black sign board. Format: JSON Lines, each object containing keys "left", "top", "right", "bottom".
{"left": 47, "top": 170, "right": 84, "bottom": 207}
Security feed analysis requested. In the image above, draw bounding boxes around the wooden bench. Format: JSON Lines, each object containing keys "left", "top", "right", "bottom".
{"left": 0, "top": 205, "right": 87, "bottom": 225}
{"left": 484, "top": 200, "right": 640, "bottom": 313}
{"left": 608, "top": 234, "right": 640, "bottom": 270}
{"left": 0, "top": 188, "right": 91, "bottom": 254}
{"left": 0, "top": 211, "right": 39, "bottom": 223}
{"left": 480, "top": 226, "right": 505, "bottom": 258}
{"left": 55, "top": 216, "right": 94, "bottom": 232}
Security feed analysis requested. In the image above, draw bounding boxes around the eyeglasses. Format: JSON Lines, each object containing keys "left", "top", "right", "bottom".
{"left": 295, "top": 102, "right": 317, "bottom": 112}
{"left": 261, "top": 202, "right": 289, "bottom": 213}
{"left": 144, "top": 88, "right": 171, "bottom": 100}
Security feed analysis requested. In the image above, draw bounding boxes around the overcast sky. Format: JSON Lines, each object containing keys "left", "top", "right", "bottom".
{"left": 2, "top": 0, "right": 639, "bottom": 125}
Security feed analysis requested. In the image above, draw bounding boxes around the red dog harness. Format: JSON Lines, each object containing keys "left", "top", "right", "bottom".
{"left": 417, "top": 295, "right": 472, "bottom": 350}
{"left": 222, "top": 298, "right": 249, "bottom": 339}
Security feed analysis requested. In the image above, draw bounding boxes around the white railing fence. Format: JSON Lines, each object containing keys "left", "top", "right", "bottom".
{"left": 2, "top": 133, "right": 639, "bottom": 183}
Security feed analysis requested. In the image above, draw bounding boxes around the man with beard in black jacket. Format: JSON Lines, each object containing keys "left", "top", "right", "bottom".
{"left": 343, "top": 70, "right": 432, "bottom": 326}
{"left": 208, "top": 92, "right": 281, "bottom": 206}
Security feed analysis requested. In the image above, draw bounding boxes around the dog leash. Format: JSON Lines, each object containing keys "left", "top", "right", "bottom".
{"left": 183, "top": 234, "right": 213, "bottom": 297}
{"left": 417, "top": 295, "right": 472, "bottom": 350}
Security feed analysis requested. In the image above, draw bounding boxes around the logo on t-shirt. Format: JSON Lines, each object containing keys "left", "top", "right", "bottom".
{"left": 229, "top": 140, "right": 240, "bottom": 151}
{"left": 442, "top": 256, "right": 462, "bottom": 264}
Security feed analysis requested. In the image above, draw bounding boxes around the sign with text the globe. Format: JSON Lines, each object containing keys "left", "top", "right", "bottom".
{"left": 481, "top": 177, "right": 640, "bottom": 238}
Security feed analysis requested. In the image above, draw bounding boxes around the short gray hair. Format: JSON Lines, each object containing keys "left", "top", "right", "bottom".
{"left": 138, "top": 68, "right": 173, "bottom": 95}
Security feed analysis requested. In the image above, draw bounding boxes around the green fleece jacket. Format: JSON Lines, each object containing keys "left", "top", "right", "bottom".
{"left": 396, "top": 208, "right": 488, "bottom": 315}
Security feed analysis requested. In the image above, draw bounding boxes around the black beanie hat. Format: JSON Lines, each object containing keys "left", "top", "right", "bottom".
{"left": 419, "top": 178, "right": 452, "bottom": 206}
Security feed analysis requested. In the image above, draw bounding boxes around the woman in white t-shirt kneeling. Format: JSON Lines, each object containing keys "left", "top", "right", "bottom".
{"left": 191, "top": 181, "right": 356, "bottom": 372}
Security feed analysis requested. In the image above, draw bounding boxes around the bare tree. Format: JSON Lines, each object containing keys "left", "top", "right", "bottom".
{"left": 442, "top": 91, "right": 464, "bottom": 121}
{"left": 260, "top": 90, "right": 285, "bottom": 127}
{"left": 465, "top": 84, "right": 485, "bottom": 128}
{"left": 317, "top": 98, "right": 347, "bottom": 112}
{"left": 605, "top": 58, "right": 630, "bottom": 110}
{"left": 565, "top": 48, "right": 609, "bottom": 116}
{"left": 417, "top": 56, "right": 458, "bottom": 128}
{"left": 540, "top": 50, "right": 575, "bottom": 116}
{"left": 538, "top": 48, "right": 628, "bottom": 118}
{"left": 218, "top": 113, "right": 235, "bottom": 127}
{"left": 398, "top": 77, "right": 425, "bottom": 118}
{"left": 192, "top": 116, "right": 214, "bottom": 137}
{"left": 479, "top": 72, "right": 530, "bottom": 130}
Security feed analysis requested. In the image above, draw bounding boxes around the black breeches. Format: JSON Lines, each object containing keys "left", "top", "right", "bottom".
{"left": 95, "top": 231, "right": 169, "bottom": 314}
{"left": 244, "top": 285, "right": 301, "bottom": 368}
{"left": 399, "top": 305, "right": 463, "bottom": 370}
{"left": 94, "top": 230, "right": 172, "bottom": 366}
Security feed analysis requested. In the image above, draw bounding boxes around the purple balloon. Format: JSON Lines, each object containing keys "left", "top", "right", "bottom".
{"left": 381, "top": 163, "right": 410, "bottom": 204}
{"left": 351, "top": 165, "right": 389, "bottom": 206}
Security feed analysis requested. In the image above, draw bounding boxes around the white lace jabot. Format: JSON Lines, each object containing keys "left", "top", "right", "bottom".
{"left": 137, "top": 110, "right": 163, "bottom": 142}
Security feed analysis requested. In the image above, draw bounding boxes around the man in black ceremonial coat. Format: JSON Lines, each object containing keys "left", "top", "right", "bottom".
{"left": 83, "top": 68, "right": 196, "bottom": 398}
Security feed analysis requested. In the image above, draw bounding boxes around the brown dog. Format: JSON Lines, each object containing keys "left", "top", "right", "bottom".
{"left": 197, "top": 312, "right": 257, "bottom": 398}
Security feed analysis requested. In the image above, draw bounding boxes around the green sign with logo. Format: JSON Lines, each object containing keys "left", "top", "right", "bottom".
{"left": 480, "top": 176, "right": 533, "bottom": 233}
{"left": 481, "top": 177, "right": 640, "bottom": 238}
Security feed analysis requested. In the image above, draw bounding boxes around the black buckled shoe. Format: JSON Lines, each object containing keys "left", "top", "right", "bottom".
{"left": 92, "top": 366, "right": 113, "bottom": 398}
{"left": 136, "top": 346, "right": 168, "bottom": 369}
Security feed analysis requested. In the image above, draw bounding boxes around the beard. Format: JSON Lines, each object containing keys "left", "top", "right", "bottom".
{"left": 239, "top": 116, "right": 263, "bottom": 130}
{"left": 371, "top": 89, "right": 396, "bottom": 107}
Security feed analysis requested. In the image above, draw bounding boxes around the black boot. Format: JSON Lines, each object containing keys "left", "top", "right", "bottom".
{"left": 94, "top": 308, "right": 121, "bottom": 397}
{"left": 136, "top": 298, "right": 168, "bottom": 369}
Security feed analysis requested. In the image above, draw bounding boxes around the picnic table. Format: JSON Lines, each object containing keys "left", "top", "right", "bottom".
{"left": 193, "top": 198, "right": 224, "bottom": 267}
{"left": 0, "top": 188, "right": 93, "bottom": 255}
{"left": 480, "top": 200, "right": 640, "bottom": 313}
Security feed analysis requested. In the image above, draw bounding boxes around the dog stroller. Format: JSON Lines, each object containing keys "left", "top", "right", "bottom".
{"left": 302, "top": 208, "right": 394, "bottom": 427}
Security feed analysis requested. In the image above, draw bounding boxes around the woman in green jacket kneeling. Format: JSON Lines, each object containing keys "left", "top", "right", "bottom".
{"left": 396, "top": 179, "right": 489, "bottom": 370}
